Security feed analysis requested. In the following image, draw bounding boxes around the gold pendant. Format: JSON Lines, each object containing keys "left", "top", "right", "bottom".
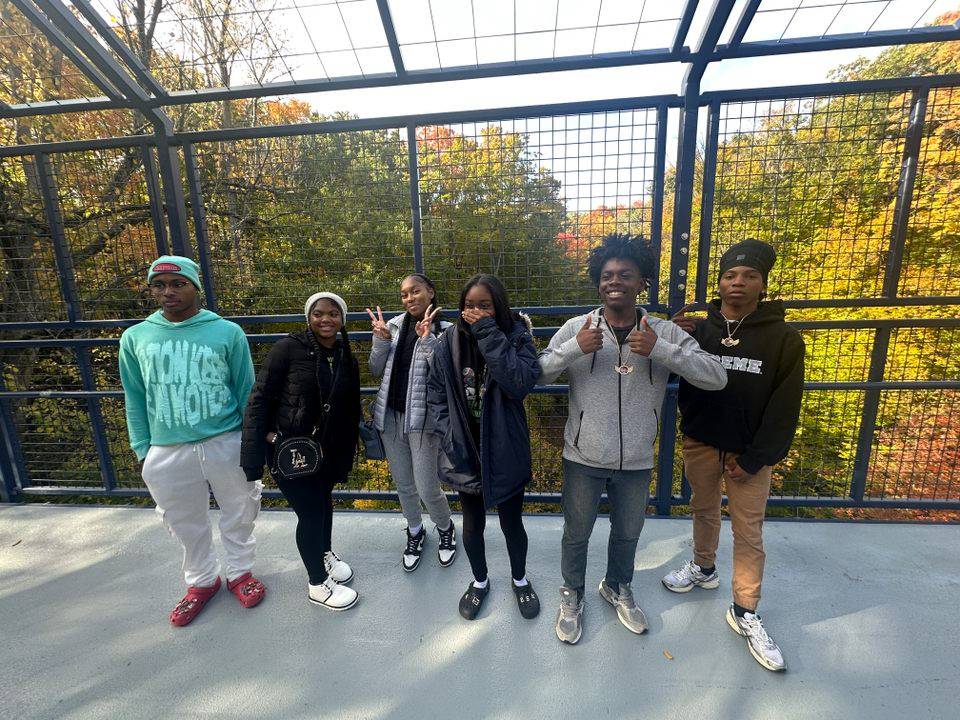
{"left": 721, "top": 337, "right": 740, "bottom": 347}
{"left": 615, "top": 364, "right": 634, "bottom": 375}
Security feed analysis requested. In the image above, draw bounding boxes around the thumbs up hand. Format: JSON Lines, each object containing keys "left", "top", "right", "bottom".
{"left": 628, "top": 316, "right": 659, "bottom": 357}
{"left": 575, "top": 315, "right": 603, "bottom": 354}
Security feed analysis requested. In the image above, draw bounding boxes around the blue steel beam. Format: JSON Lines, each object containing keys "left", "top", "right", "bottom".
{"left": 70, "top": 0, "right": 168, "bottom": 98}
{"left": 406, "top": 124, "right": 424, "bottom": 273}
{"left": 7, "top": 0, "right": 125, "bottom": 103}
{"left": 715, "top": 24, "right": 960, "bottom": 59}
{"left": 375, "top": 0, "right": 407, "bottom": 77}
{"left": 727, "top": 0, "right": 761, "bottom": 49}
{"left": 671, "top": 0, "right": 700, "bottom": 53}
{"left": 883, "top": 88, "right": 928, "bottom": 298}
{"left": 32, "top": 0, "right": 153, "bottom": 108}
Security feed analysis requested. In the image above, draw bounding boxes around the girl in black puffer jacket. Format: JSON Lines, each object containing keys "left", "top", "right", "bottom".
{"left": 241, "top": 291, "right": 361, "bottom": 611}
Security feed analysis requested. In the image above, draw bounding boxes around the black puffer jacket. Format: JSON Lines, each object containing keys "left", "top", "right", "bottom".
{"left": 241, "top": 331, "right": 361, "bottom": 482}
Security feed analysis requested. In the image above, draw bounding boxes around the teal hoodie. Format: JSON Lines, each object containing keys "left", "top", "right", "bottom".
{"left": 119, "top": 310, "right": 255, "bottom": 460}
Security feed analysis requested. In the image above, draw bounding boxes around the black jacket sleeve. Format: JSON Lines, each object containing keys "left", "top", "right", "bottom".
{"left": 736, "top": 331, "right": 806, "bottom": 475}
{"left": 240, "top": 339, "right": 292, "bottom": 476}
{"left": 472, "top": 317, "right": 539, "bottom": 400}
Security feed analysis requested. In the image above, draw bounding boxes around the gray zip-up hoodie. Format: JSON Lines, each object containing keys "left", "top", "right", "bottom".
{"left": 537, "top": 307, "right": 727, "bottom": 471}
{"left": 369, "top": 313, "right": 452, "bottom": 434}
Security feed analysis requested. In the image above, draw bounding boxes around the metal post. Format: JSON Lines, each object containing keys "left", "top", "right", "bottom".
{"left": 695, "top": 101, "right": 721, "bottom": 303}
{"left": 649, "top": 105, "right": 668, "bottom": 307}
{"left": 0, "top": 399, "right": 22, "bottom": 502}
{"left": 74, "top": 347, "right": 117, "bottom": 491}
{"left": 883, "top": 87, "right": 928, "bottom": 298}
{"left": 406, "top": 124, "right": 425, "bottom": 273}
{"left": 155, "top": 131, "right": 192, "bottom": 257}
{"left": 849, "top": 327, "right": 891, "bottom": 501}
{"left": 34, "top": 153, "right": 81, "bottom": 322}
{"left": 141, "top": 143, "right": 170, "bottom": 256}
{"left": 655, "top": 386, "right": 679, "bottom": 515}
{"left": 0, "top": 377, "right": 29, "bottom": 495}
{"left": 182, "top": 143, "right": 219, "bottom": 312}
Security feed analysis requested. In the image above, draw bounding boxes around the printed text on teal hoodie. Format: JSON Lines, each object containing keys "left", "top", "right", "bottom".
{"left": 119, "top": 310, "right": 255, "bottom": 460}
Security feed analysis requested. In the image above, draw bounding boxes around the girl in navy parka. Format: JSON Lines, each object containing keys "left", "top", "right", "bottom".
{"left": 425, "top": 274, "right": 541, "bottom": 621}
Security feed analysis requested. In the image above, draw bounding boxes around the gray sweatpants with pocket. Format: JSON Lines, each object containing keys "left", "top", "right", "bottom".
{"left": 382, "top": 410, "right": 451, "bottom": 530}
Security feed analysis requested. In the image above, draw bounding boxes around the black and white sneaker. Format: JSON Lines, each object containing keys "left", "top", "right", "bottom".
{"left": 459, "top": 581, "right": 490, "bottom": 620}
{"left": 437, "top": 523, "right": 457, "bottom": 567}
{"left": 402, "top": 526, "right": 426, "bottom": 572}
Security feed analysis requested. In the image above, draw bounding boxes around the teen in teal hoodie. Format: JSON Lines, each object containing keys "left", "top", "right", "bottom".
{"left": 119, "top": 255, "right": 264, "bottom": 627}
{"left": 119, "top": 308, "right": 255, "bottom": 460}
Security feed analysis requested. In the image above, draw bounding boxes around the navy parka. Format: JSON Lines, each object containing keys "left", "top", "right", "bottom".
{"left": 425, "top": 314, "right": 538, "bottom": 509}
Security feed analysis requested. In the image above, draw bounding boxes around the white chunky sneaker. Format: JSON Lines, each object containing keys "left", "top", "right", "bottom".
{"left": 662, "top": 560, "right": 720, "bottom": 593}
{"left": 324, "top": 550, "right": 354, "bottom": 584}
{"left": 599, "top": 579, "right": 648, "bottom": 635}
{"left": 308, "top": 577, "right": 359, "bottom": 611}
{"left": 726, "top": 605, "right": 786, "bottom": 672}
{"left": 555, "top": 587, "right": 584, "bottom": 645}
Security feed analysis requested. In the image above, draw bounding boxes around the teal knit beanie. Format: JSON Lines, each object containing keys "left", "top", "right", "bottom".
{"left": 147, "top": 255, "right": 202, "bottom": 290}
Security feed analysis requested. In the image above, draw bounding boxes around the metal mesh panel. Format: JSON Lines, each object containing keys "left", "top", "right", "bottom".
{"left": 885, "top": 326, "right": 960, "bottom": 382}
{"left": 772, "top": 389, "right": 862, "bottom": 499}
{"left": 800, "top": 328, "right": 875, "bottom": 383}
{"left": 418, "top": 109, "right": 660, "bottom": 307}
{"left": 193, "top": 131, "right": 413, "bottom": 316}
{"left": 900, "top": 86, "right": 960, "bottom": 298}
{"left": 708, "top": 92, "right": 912, "bottom": 301}
{"left": 50, "top": 148, "right": 158, "bottom": 320}
{"left": 867, "top": 390, "right": 960, "bottom": 501}
{"left": 1, "top": 346, "right": 81, "bottom": 390}
{"left": 0, "top": 3, "right": 99, "bottom": 105}
{"left": 9, "top": 396, "right": 100, "bottom": 485}
{"left": 0, "top": 155, "right": 64, "bottom": 323}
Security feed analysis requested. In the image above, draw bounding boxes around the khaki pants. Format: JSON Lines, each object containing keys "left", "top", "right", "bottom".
{"left": 683, "top": 436, "right": 772, "bottom": 610}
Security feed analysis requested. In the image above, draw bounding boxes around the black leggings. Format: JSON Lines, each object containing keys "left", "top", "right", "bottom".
{"left": 275, "top": 473, "right": 337, "bottom": 585}
{"left": 458, "top": 489, "right": 528, "bottom": 583}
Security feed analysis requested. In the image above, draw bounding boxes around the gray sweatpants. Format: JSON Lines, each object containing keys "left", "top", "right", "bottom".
{"left": 382, "top": 410, "right": 452, "bottom": 530}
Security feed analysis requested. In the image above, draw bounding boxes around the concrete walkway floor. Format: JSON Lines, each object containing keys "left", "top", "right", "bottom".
{"left": 0, "top": 505, "right": 957, "bottom": 720}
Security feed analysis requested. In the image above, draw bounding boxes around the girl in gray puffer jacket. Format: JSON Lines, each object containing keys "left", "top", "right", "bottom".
{"left": 367, "top": 273, "right": 457, "bottom": 574}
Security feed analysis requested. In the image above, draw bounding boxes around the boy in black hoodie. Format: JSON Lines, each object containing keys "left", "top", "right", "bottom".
{"left": 662, "top": 239, "right": 804, "bottom": 672}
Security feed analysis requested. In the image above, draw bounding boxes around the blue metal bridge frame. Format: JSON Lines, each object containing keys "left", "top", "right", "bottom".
{"left": 1, "top": 0, "right": 959, "bottom": 511}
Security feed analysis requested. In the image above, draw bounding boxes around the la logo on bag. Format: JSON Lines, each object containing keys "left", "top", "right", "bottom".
{"left": 290, "top": 449, "right": 308, "bottom": 470}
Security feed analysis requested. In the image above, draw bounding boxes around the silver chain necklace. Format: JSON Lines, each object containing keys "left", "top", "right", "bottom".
{"left": 720, "top": 311, "right": 751, "bottom": 347}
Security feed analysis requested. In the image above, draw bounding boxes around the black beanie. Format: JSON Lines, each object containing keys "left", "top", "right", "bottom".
{"left": 718, "top": 238, "right": 776, "bottom": 284}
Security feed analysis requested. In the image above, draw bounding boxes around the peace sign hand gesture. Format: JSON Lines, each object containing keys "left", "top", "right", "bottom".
{"left": 415, "top": 304, "right": 442, "bottom": 339}
{"left": 366, "top": 306, "right": 391, "bottom": 340}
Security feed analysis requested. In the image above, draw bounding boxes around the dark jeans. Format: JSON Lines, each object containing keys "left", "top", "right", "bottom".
{"left": 458, "top": 489, "right": 528, "bottom": 583}
{"left": 560, "top": 459, "right": 651, "bottom": 594}
{"left": 275, "top": 471, "right": 341, "bottom": 585}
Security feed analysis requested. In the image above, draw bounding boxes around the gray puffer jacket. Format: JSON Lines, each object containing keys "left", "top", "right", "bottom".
{"left": 369, "top": 313, "right": 452, "bottom": 434}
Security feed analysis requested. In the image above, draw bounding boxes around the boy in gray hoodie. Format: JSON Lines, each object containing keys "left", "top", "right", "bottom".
{"left": 537, "top": 234, "right": 726, "bottom": 644}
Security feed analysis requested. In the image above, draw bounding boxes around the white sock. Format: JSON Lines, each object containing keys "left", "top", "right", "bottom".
{"left": 472, "top": 578, "right": 489, "bottom": 589}
{"left": 408, "top": 523, "right": 423, "bottom": 536}
{"left": 513, "top": 576, "right": 528, "bottom": 587}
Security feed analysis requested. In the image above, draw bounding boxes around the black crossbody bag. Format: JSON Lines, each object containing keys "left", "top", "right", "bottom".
{"left": 273, "top": 348, "right": 342, "bottom": 480}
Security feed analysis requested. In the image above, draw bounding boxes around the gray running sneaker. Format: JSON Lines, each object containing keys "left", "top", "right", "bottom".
{"left": 726, "top": 605, "right": 786, "bottom": 672}
{"left": 662, "top": 560, "right": 719, "bottom": 593}
{"left": 555, "top": 586, "right": 584, "bottom": 644}
{"left": 599, "top": 579, "right": 648, "bottom": 634}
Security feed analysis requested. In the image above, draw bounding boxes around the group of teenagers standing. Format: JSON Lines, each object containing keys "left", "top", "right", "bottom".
{"left": 119, "top": 234, "right": 804, "bottom": 672}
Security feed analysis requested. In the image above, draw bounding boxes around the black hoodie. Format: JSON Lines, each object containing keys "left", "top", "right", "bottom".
{"left": 678, "top": 300, "right": 805, "bottom": 475}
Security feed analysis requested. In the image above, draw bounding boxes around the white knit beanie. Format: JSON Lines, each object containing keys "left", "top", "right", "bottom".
{"left": 304, "top": 291, "right": 348, "bottom": 321}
